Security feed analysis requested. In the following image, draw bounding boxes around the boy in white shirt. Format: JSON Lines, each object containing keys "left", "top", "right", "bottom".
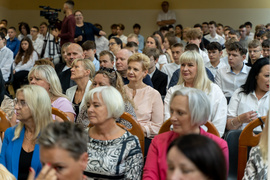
{"left": 205, "top": 42, "right": 226, "bottom": 77}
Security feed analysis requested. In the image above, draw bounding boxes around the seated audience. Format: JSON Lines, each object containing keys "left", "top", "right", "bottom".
{"left": 161, "top": 43, "right": 184, "bottom": 87}
{"left": 262, "top": 39, "right": 270, "bottom": 58}
{"left": 6, "top": 27, "right": 20, "bottom": 58}
{"left": 116, "top": 49, "right": 153, "bottom": 86}
{"left": 242, "top": 111, "right": 269, "bottom": 179}
{"left": 227, "top": 58, "right": 269, "bottom": 130}
{"left": 116, "top": 23, "right": 127, "bottom": 45}
{"left": 205, "top": 42, "right": 227, "bottom": 77}
{"left": 164, "top": 51, "right": 227, "bottom": 136}
{"left": 0, "top": 32, "right": 13, "bottom": 82}
{"left": 247, "top": 39, "right": 263, "bottom": 66}
{"left": 77, "top": 67, "right": 136, "bottom": 128}
{"left": 82, "top": 40, "right": 100, "bottom": 71}
{"left": 145, "top": 35, "right": 167, "bottom": 70}
{"left": 54, "top": 42, "right": 71, "bottom": 75}
{"left": 163, "top": 32, "right": 178, "bottom": 63}
{"left": 143, "top": 87, "right": 228, "bottom": 179}
{"left": 125, "top": 41, "right": 139, "bottom": 54}
{"left": 186, "top": 28, "right": 210, "bottom": 64}
{"left": 168, "top": 44, "right": 214, "bottom": 88}
{"left": 28, "top": 65, "right": 75, "bottom": 121}
{"left": 84, "top": 86, "right": 143, "bottom": 179}
{"left": 109, "top": 36, "right": 122, "bottom": 56}
{"left": 215, "top": 42, "right": 250, "bottom": 99}
{"left": 99, "top": 50, "right": 114, "bottom": 69}
{"left": 132, "top": 23, "right": 144, "bottom": 51}
{"left": 239, "top": 24, "right": 252, "bottom": 50}
{"left": 13, "top": 37, "right": 39, "bottom": 92}
{"left": 27, "top": 121, "right": 89, "bottom": 180}
{"left": 144, "top": 48, "right": 167, "bottom": 95}
{"left": 204, "top": 21, "right": 225, "bottom": 46}
{"left": 30, "top": 26, "right": 43, "bottom": 56}
{"left": 0, "top": 85, "right": 53, "bottom": 179}
{"left": 124, "top": 53, "right": 163, "bottom": 138}
{"left": 93, "top": 23, "right": 109, "bottom": 59}
{"left": 59, "top": 43, "right": 85, "bottom": 93}
{"left": 17, "top": 22, "right": 31, "bottom": 41}
{"left": 167, "top": 134, "right": 227, "bottom": 180}
{"left": 66, "top": 59, "right": 95, "bottom": 120}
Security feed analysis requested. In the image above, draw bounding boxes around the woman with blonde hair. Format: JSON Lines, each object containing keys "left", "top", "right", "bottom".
{"left": 76, "top": 67, "right": 136, "bottom": 128}
{"left": 28, "top": 65, "right": 75, "bottom": 121}
{"left": 164, "top": 50, "right": 227, "bottom": 137}
{"left": 66, "top": 59, "right": 95, "bottom": 119}
{"left": 0, "top": 164, "right": 16, "bottom": 180}
{"left": 124, "top": 53, "right": 163, "bottom": 139}
{"left": 242, "top": 111, "right": 269, "bottom": 179}
{"left": 0, "top": 85, "right": 53, "bottom": 179}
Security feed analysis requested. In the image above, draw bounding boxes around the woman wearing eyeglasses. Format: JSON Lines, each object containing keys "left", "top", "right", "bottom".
{"left": 66, "top": 59, "right": 95, "bottom": 120}
{"left": 74, "top": 10, "right": 106, "bottom": 46}
{"left": 0, "top": 85, "right": 53, "bottom": 179}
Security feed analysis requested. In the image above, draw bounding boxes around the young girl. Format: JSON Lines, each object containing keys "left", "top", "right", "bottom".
{"left": 13, "top": 37, "right": 38, "bottom": 92}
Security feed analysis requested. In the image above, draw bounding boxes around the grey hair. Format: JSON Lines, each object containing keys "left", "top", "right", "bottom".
{"left": 84, "top": 86, "right": 125, "bottom": 119}
{"left": 170, "top": 87, "right": 211, "bottom": 126}
{"left": 38, "top": 122, "right": 88, "bottom": 160}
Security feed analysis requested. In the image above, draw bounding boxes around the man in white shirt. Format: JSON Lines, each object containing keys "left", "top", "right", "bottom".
{"left": 30, "top": 26, "right": 44, "bottom": 56}
{"left": 205, "top": 42, "right": 226, "bottom": 77}
{"left": 215, "top": 42, "right": 251, "bottom": 99}
{"left": 0, "top": 32, "right": 13, "bottom": 81}
{"left": 94, "top": 23, "right": 109, "bottom": 59}
{"left": 239, "top": 24, "right": 252, "bottom": 50}
{"left": 156, "top": 1, "right": 176, "bottom": 27}
{"left": 204, "top": 21, "right": 225, "bottom": 46}
{"left": 245, "top": 21, "right": 254, "bottom": 40}
{"left": 161, "top": 43, "right": 184, "bottom": 86}
{"left": 186, "top": 28, "right": 210, "bottom": 64}
{"left": 248, "top": 39, "right": 263, "bottom": 65}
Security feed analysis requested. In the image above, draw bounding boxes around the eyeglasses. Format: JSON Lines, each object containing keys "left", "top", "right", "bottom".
{"left": 108, "top": 43, "right": 116, "bottom": 46}
{"left": 14, "top": 98, "right": 28, "bottom": 107}
{"left": 248, "top": 50, "right": 261, "bottom": 53}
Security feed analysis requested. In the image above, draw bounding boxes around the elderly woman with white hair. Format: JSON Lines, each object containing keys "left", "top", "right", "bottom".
{"left": 66, "top": 59, "right": 95, "bottom": 119}
{"left": 164, "top": 50, "right": 227, "bottom": 137}
{"left": 84, "top": 86, "right": 143, "bottom": 179}
{"left": 28, "top": 65, "right": 75, "bottom": 122}
{"left": 143, "top": 87, "right": 229, "bottom": 180}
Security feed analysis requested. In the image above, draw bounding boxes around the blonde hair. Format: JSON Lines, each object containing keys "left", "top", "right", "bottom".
{"left": 13, "top": 85, "right": 53, "bottom": 140}
{"left": 127, "top": 53, "right": 150, "bottom": 71}
{"left": 71, "top": 59, "right": 96, "bottom": 79}
{"left": 177, "top": 51, "right": 212, "bottom": 93}
{"left": 0, "top": 165, "right": 16, "bottom": 180}
{"left": 28, "top": 65, "right": 68, "bottom": 99}
{"left": 259, "top": 111, "right": 269, "bottom": 161}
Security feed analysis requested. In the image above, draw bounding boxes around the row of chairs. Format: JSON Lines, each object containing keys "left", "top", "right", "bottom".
{"left": 0, "top": 109, "right": 265, "bottom": 180}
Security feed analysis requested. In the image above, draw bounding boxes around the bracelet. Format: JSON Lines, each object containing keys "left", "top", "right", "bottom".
{"left": 237, "top": 116, "right": 242, "bottom": 125}
{"left": 231, "top": 119, "right": 237, "bottom": 127}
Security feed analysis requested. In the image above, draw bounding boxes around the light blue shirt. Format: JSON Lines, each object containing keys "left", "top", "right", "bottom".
{"left": 0, "top": 46, "right": 14, "bottom": 81}
{"left": 138, "top": 34, "right": 144, "bottom": 51}
{"left": 93, "top": 58, "right": 100, "bottom": 72}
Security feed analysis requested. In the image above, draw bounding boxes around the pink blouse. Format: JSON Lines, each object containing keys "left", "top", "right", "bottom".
{"left": 124, "top": 85, "right": 164, "bottom": 138}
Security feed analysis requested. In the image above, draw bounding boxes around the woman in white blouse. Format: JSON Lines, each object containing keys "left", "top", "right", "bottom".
{"left": 164, "top": 50, "right": 227, "bottom": 137}
{"left": 13, "top": 37, "right": 38, "bottom": 92}
{"left": 227, "top": 58, "right": 269, "bottom": 130}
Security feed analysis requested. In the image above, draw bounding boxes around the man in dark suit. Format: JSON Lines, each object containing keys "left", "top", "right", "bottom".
{"left": 144, "top": 48, "right": 167, "bottom": 95}
{"left": 58, "top": 43, "right": 85, "bottom": 93}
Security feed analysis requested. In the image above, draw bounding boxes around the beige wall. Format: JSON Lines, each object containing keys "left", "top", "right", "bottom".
{"left": 1, "top": 0, "right": 270, "bottom": 38}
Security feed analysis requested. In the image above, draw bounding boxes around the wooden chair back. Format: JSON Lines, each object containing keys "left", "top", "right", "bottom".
{"left": 119, "top": 112, "right": 145, "bottom": 156}
{"left": 0, "top": 109, "right": 11, "bottom": 140}
{"left": 237, "top": 116, "right": 265, "bottom": 180}
{"left": 52, "top": 107, "right": 70, "bottom": 122}
{"left": 158, "top": 119, "right": 220, "bottom": 137}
